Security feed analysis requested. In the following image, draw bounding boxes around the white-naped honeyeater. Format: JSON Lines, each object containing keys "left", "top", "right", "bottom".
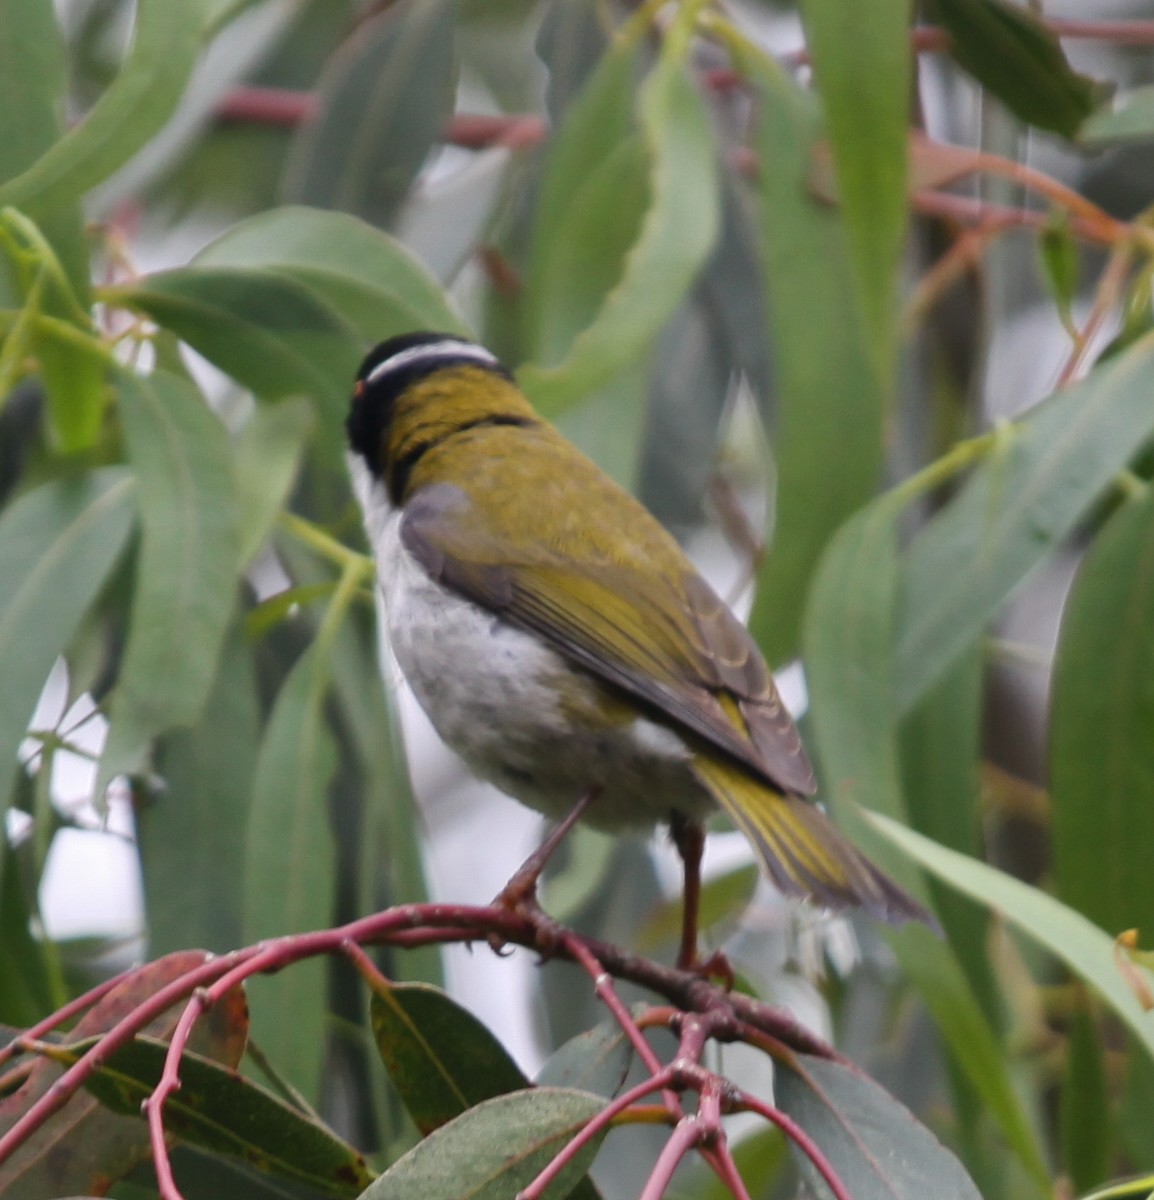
{"left": 346, "top": 332, "right": 929, "bottom": 966}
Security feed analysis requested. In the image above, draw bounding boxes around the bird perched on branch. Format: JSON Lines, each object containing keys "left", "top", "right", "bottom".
{"left": 346, "top": 332, "right": 928, "bottom": 966}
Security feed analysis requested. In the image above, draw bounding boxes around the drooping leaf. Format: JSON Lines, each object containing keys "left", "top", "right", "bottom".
{"left": 62, "top": 1035, "right": 371, "bottom": 1195}
{"left": 897, "top": 332, "right": 1154, "bottom": 711}
{"left": 99, "top": 370, "right": 239, "bottom": 788}
{"left": 870, "top": 815, "right": 1154, "bottom": 1067}
{"left": 360, "top": 1088, "right": 606, "bottom": 1200}
{"left": 775, "top": 1054, "right": 982, "bottom": 1200}
{"left": 0, "top": 0, "right": 214, "bottom": 214}
{"left": 797, "top": 0, "right": 911, "bottom": 378}
{"left": 106, "top": 266, "right": 365, "bottom": 406}
{"left": 233, "top": 395, "right": 314, "bottom": 567}
{"left": 519, "top": 31, "right": 718, "bottom": 415}
{"left": 0, "top": 0, "right": 101, "bottom": 449}
{"left": 0, "top": 952, "right": 245, "bottom": 1198}
{"left": 242, "top": 643, "right": 338, "bottom": 1103}
{"left": 369, "top": 981, "right": 529, "bottom": 1135}
{"left": 746, "top": 58, "right": 886, "bottom": 665}
{"left": 282, "top": 0, "right": 458, "bottom": 228}
{"left": 535, "top": 1020, "right": 633, "bottom": 1099}
{"left": 141, "top": 623, "right": 260, "bottom": 955}
{"left": 1081, "top": 86, "right": 1154, "bottom": 146}
{"left": 0, "top": 469, "right": 134, "bottom": 850}
{"left": 192, "top": 206, "right": 464, "bottom": 344}
{"left": 1051, "top": 486, "right": 1154, "bottom": 937}
{"left": 926, "top": 0, "right": 1101, "bottom": 138}
{"left": 804, "top": 500, "right": 1050, "bottom": 1184}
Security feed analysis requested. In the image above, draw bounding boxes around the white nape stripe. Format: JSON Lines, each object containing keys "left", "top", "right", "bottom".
{"left": 365, "top": 340, "right": 498, "bottom": 386}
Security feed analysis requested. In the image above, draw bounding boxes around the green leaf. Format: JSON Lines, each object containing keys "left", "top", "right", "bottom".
{"left": 64, "top": 1035, "right": 372, "bottom": 1195}
{"left": 1051, "top": 486, "right": 1154, "bottom": 936}
{"left": 0, "top": 470, "right": 134, "bottom": 849}
{"left": 518, "top": 41, "right": 719, "bottom": 415}
{"left": 0, "top": 0, "right": 212, "bottom": 214}
{"left": 926, "top": 0, "right": 1101, "bottom": 138}
{"left": 1081, "top": 85, "right": 1154, "bottom": 146}
{"left": 775, "top": 1055, "right": 982, "bottom": 1200}
{"left": 898, "top": 332, "right": 1154, "bottom": 711}
{"left": 803, "top": 501, "right": 1050, "bottom": 1184}
{"left": 535, "top": 1020, "right": 633, "bottom": 1099}
{"left": 192, "top": 206, "right": 463, "bottom": 344}
{"left": 107, "top": 265, "right": 365, "bottom": 406}
{"left": 797, "top": 0, "right": 911, "bottom": 378}
{"left": 1038, "top": 217, "right": 1080, "bottom": 329}
{"left": 0, "top": 0, "right": 102, "bottom": 449}
{"left": 233, "top": 396, "right": 314, "bottom": 567}
{"left": 869, "top": 814, "right": 1154, "bottom": 1066}
{"left": 281, "top": 0, "right": 459, "bottom": 228}
{"left": 746, "top": 59, "right": 886, "bottom": 665}
{"left": 360, "top": 1088, "right": 606, "bottom": 1200}
{"left": 369, "top": 981, "right": 529, "bottom": 1135}
{"left": 242, "top": 643, "right": 338, "bottom": 1102}
{"left": 99, "top": 370, "right": 239, "bottom": 786}
{"left": 1060, "top": 1005, "right": 1111, "bottom": 1193}
{"left": 141, "top": 623, "right": 260, "bottom": 955}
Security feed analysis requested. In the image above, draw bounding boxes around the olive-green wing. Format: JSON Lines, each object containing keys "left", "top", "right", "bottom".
{"left": 400, "top": 482, "right": 816, "bottom": 795}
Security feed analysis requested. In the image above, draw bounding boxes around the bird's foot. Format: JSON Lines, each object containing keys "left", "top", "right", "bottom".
{"left": 489, "top": 878, "right": 564, "bottom": 960}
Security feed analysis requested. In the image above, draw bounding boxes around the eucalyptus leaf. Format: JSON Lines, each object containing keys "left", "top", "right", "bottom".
{"left": 369, "top": 981, "right": 528, "bottom": 1135}
{"left": 1051, "top": 487, "right": 1154, "bottom": 936}
{"left": 100, "top": 370, "right": 240, "bottom": 788}
{"left": 776, "top": 1054, "right": 982, "bottom": 1200}
{"left": 870, "top": 815, "right": 1154, "bottom": 1066}
{"left": 65, "top": 1035, "right": 372, "bottom": 1195}
{"left": 360, "top": 1088, "right": 606, "bottom": 1200}
{"left": 898, "top": 332, "right": 1154, "bottom": 711}
{"left": 926, "top": 0, "right": 1101, "bottom": 137}
{"left": 282, "top": 0, "right": 458, "bottom": 228}
{"left": 0, "top": 0, "right": 213, "bottom": 214}
{"left": 242, "top": 643, "right": 338, "bottom": 1103}
{"left": 0, "top": 470, "right": 134, "bottom": 848}
{"left": 797, "top": 0, "right": 910, "bottom": 376}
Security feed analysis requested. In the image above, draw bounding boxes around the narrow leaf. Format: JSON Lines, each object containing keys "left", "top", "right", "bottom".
{"left": 141, "top": 623, "right": 260, "bottom": 955}
{"left": 65, "top": 1036, "right": 371, "bottom": 1195}
{"left": 927, "top": 0, "right": 1101, "bottom": 137}
{"left": 804, "top": 501, "right": 1050, "bottom": 1182}
{"left": 0, "top": 0, "right": 210, "bottom": 214}
{"left": 1081, "top": 86, "right": 1154, "bottom": 146}
{"left": 370, "top": 981, "right": 529, "bottom": 1135}
{"left": 192, "top": 206, "right": 463, "bottom": 344}
{"left": 519, "top": 44, "right": 718, "bottom": 414}
{"left": 535, "top": 1021, "right": 632, "bottom": 1099}
{"left": 0, "top": 0, "right": 101, "bottom": 448}
{"left": 360, "top": 1088, "right": 606, "bottom": 1200}
{"left": 0, "top": 470, "right": 134, "bottom": 843}
{"left": 1051, "top": 487, "right": 1154, "bottom": 936}
{"left": 869, "top": 814, "right": 1154, "bottom": 1066}
{"left": 775, "top": 1055, "right": 982, "bottom": 1200}
{"left": 747, "top": 58, "right": 886, "bottom": 664}
{"left": 100, "top": 370, "right": 239, "bottom": 786}
{"left": 898, "top": 332, "right": 1154, "bottom": 711}
{"left": 107, "top": 266, "right": 365, "bottom": 406}
{"left": 282, "top": 0, "right": 458, "bottom": 228}
{"left": 242, "top": 643, "right": 338, "bottom": 1102}
{"left": 797, "top": 0, "right": 911, "bottom": 378}
{"left": 233, "top": 396, "right": 314, "bottom": 567}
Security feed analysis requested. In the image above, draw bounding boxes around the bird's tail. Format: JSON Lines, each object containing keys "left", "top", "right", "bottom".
{"left": 692, "top": 755, "right": 931, "bottom": 927}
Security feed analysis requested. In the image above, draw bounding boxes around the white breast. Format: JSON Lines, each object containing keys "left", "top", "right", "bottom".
{"left": 348, "top": 455, "right": 711, "bottom": 830}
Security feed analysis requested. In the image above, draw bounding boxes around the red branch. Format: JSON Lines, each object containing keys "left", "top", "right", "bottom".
{"left": 0, "top": 901, "right": 855, "bottom": 1200}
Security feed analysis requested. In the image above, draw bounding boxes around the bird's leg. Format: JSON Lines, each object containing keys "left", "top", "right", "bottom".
{"left": 670, "top": 813, "right": 733, "bottom": 985}
{"left": 493, "top": 786, "right": 601, "bottom": 923}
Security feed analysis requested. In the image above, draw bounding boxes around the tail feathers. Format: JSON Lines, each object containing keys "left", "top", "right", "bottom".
{"left": 693, "top": 756, "right": 932, "bottom": 927}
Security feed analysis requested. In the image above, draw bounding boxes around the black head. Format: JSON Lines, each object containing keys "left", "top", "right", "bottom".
{"left": 346, "top": 332, "right": 510, "bottom": 479}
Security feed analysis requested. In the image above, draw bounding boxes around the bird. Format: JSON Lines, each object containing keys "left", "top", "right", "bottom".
{"left": 345, "top": 331, "right": 929, "bottom": 965}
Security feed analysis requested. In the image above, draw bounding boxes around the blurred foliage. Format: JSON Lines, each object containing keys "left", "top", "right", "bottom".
{"left": 2, "top": 0, "right": 1154, "bottom": 1196}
